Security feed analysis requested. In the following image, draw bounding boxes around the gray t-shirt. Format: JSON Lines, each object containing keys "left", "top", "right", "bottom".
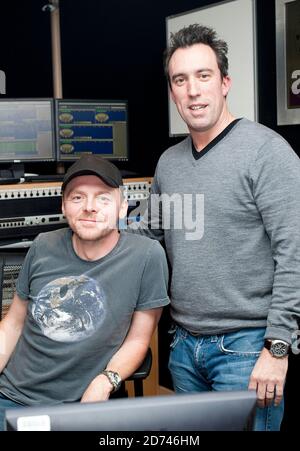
{"left": 0, "top": 229, "right": 169, "bottom": 405}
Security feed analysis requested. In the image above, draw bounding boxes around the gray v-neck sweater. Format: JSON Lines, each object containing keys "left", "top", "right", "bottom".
{"left": 134, "top": 118, "right": 300, "bottom": 343}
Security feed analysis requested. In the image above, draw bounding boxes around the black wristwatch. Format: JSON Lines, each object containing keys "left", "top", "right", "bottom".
{"left": 264, "top": 339, "right": 290, "bottom": 358}
{"left": 102, "top": 370, "right": 122, "bottom": 393}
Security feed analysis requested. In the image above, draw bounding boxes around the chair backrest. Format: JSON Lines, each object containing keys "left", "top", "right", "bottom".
{"left": 125, "top": 347, "right": 152, "bottom": 397}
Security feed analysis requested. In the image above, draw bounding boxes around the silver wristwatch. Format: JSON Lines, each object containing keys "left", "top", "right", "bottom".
{"left": 102, "top": 370, "right": 122, "bottom": 393}
{"left": 264, "top": 339, "right": 290, "bottom": 358}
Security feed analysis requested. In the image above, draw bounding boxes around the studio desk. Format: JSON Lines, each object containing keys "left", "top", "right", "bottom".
{"left": 0, "top": 177, "right": 162, "bottom": 397}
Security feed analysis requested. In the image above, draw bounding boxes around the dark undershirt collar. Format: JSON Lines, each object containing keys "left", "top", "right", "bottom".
{"left": 192, "top": 118, "right": 242, "bottom": 160}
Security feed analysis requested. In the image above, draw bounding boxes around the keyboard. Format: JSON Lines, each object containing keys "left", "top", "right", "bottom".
{"left": 0, "top": 177, "right": 25, "bottom": 185}
{"left": 24, "top": 174, "right": 65, "bottom": 182}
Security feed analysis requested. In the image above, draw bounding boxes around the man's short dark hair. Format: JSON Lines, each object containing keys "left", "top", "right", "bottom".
{"left": 164, "top": 24, "right": 229, "bottom": 85}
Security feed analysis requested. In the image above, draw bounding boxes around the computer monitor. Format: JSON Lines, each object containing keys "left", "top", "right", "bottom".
{"left": 5, "top": 390, "right": 256, "bottom": 431}
{"left": 0, "top": 99, "right": 55, "bottom": 163}
{"left": 55, "top": 99, "right": 129, "bottom": 162}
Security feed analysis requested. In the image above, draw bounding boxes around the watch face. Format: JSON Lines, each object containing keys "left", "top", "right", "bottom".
{"left": 111, "top": 372, "right": 121, "bottom": 387}
{"left": 106, "top": 371, "right": 121, "bottom": 390}
{"left": 270, "top": 341, "right": 289, "bottom": 357}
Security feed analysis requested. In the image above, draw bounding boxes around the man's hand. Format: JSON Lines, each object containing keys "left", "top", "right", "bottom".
{"left": 248, "top": 347, "right": 288, "bottom": 408}
{"left": 80, "top": 374, "right": 113, "bottom": 403}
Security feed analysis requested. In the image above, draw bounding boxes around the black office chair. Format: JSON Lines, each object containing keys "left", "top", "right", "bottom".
{"left": 0, "top": 250, "right": 152, "bottom": 396}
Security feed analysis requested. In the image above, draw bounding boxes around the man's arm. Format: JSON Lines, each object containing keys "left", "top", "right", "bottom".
{"left": 248, "top": 136, "right": 300, "bottom": 406}
{"left": 81, "top": 308, "right": 162, "bottom": 402}
{"left": 251, "top": 137, "right": 300, "bottom": 342}
{"left": 0, "top": 293, "right": 27, "bottom": 372}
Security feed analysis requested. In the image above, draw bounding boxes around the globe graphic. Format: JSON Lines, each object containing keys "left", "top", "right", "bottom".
{"left": 31, "top": 275, "right": 105, "bottom": 342}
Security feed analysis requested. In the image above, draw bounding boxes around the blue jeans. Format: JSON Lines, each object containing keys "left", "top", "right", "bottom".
{"left": 168, "top": 326, "right": 284, "bottom": 431}
{"left": 0, "top": 393, "right": 23, "bottom": 431}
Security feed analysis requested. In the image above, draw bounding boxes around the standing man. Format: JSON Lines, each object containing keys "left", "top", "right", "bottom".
{"left": 131, "top": 24, "right": 300, "bottom": 430}
{"left": 0, "top": 155, "right": 169, "bottom": 430}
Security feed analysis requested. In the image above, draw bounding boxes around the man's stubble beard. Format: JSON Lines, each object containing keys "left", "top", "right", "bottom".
{"left": 71, "top": 220, "right": 119, "bottom": 242}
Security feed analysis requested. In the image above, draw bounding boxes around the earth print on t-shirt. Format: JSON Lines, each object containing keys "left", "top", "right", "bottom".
{"left": 30, "top": 275, "right": 105, "bottom": 342}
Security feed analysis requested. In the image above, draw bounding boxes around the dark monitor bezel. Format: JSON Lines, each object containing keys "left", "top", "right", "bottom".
{"left": 0, "top": 98, "right": 56, "bottom": 163}
{"left": 55, "top": 99, "right": 129, "bottom": 163}
{"left": 5, "top": 390, "right": 256, "bottom": 431}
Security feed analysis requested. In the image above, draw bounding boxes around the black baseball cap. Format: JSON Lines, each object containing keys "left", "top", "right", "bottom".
{"left": 62, "top": 155, "right": 123, "bottom": 192}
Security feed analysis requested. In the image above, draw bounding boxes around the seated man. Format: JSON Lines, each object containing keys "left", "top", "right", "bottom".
{"left": 0, "top": 155, "right": 169, "bottom": 430}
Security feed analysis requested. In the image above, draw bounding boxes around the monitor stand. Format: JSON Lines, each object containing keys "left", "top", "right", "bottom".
{"left": 56, "top": 162, "right": 65, "bottom": 175}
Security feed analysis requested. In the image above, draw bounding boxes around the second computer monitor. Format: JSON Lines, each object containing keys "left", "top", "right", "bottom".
{"left": 55, "top": 99, "right": 129, "bottom": 162}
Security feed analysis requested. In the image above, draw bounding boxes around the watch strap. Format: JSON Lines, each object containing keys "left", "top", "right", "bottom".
{"left": 101, "top": 370, "right": 121, "bottom": 393}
